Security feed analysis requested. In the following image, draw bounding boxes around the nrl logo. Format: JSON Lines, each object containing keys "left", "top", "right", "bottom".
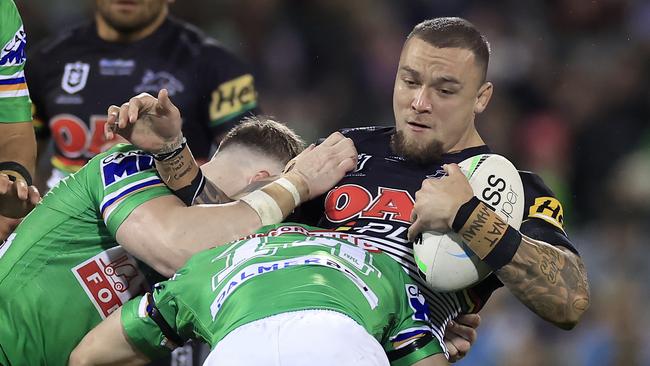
{"left": 61, "top": 62, "right": 90, "bottom": 94}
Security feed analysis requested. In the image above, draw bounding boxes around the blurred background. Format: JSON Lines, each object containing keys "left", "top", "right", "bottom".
{"left": 16, "top": 0, "right": 650, "bottom": 365}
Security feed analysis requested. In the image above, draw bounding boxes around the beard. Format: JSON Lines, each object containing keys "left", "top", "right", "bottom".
{"left": 390, "top": 130, "right": 444, "bottom": 166}
{"left": 96, "top": 1, "right": 164, "bottom": 35}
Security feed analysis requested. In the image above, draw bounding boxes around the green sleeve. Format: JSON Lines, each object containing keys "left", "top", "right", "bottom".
{"left": 0, "top": 0, "right": 31, "bottom": 123}
{"left": 384, "top": 282, "right": 444, "bottom": 366}
{"left": 85, "top": 144, "right": 173, "bottom": 236}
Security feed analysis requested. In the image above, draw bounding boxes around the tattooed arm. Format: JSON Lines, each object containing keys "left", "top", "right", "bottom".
{"left": 495, "top": 237, "right": 590, "bottom": 330}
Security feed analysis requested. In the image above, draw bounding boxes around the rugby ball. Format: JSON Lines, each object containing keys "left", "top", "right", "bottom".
{"left": 413, "top": 154, "right": 525, "bottom": 292}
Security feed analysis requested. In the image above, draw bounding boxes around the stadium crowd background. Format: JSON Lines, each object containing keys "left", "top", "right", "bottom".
{"left": 16, "top": 0, "right": 650, "bottom": 365}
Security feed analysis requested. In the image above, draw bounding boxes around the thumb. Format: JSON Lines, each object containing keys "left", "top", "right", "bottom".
{"left": 443, "top": 163, "right": 462, "bottom": 177}
{"left": 157, "top": 89, "right": 174, "bottom": 114}
{"left": 407, "top": 217, "right": 424, "bottom": 242}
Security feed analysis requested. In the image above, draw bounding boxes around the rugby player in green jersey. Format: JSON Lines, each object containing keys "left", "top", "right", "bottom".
{"left": 71, "top": 223, "right": 448, "bottom": 366}
{"left": 0, "top": 0, "right": 40, "bottom": 237}
{"left": 0, "top": 111, "right": 357, "bottom": 365}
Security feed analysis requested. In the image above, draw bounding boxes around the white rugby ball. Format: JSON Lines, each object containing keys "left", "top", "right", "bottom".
{"left": 413, "top": 154, "right": 525, "bottom": 292}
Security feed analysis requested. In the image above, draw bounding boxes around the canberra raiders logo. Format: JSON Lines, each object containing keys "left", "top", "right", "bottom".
{"left": 61, "top": 61, "right": 90, "bottom": 94}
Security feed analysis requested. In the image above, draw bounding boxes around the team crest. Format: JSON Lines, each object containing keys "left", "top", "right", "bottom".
{"left": 61, "top": 62, "right": 90, "bottom": 94}
{"left": 134, "top": 70, "right": 184, "bottom": 96}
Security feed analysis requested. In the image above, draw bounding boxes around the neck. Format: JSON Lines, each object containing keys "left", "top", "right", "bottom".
{"left": 447, "top": 125, "right": 485, "bottom": 153}
{"left": 95, "top": 8, "right": 168, "bottom": 42}
{"left": 204, "top": 157, "right": 246, "bottom": 199}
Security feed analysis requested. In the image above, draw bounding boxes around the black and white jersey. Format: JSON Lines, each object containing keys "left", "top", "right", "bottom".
{"left": 294, "top": 126, "right": 578, "bottom": 350}
{"left": 27, "top": 17, "right": 259, "bottom": 178}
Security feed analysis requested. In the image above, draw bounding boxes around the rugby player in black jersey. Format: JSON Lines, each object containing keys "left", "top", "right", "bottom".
{"left": 27, "top": 0, "right": 259, "bottom": 190}
{"left": 107, "top": 17, "right": 590, "bottom": 363}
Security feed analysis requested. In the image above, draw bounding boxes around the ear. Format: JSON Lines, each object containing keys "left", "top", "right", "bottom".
{"left": 474, "top": 82, "right": 493, "bottom": 114}
{"left": 248, "top": 170, "right": 272, "bottom": 184}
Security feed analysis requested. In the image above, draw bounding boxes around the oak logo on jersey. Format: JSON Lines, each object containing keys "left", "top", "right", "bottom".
{"left": 209, "top": 74, "right": 257, "bottom": 125}
{"left": 0, "top": 25, "right": 26, "bottom": 66}
{"left": 100, "top": 150, "right": 155, "bottom": 187}
{"left": 529, "top": 196, "right": 564, "bottom": 230}
{"left": 72, "top": 246, "right": 148, "bottom": 319}
{"left": 61, "top": 62, "right": 90, "bottom": 94}
{"left": 325, "top": 184, "right": 414, "bottom": 224}
{"left": 134, "top": 70, "right": 184, "bottom": 96}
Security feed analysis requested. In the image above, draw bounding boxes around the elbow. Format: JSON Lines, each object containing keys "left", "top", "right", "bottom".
{"left": 68, "top": 347, "right": 91, "bottom": 366}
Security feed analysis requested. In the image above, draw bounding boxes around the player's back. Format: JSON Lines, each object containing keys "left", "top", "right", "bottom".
{"left": 130, "top": 224, "right": 433, "bottom": 355}
{"left": 0, "top": 144, "right": 163, "bottom": 365}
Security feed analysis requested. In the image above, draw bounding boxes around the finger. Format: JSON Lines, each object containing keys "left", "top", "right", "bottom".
{"left": 407, "top": 217, "right": 424, "bottom": 242}
{"left": 444, "top": 337, "right": 460, "bottom": 362}
{"left": 320, "top": 132, "right": 344, "bottom": 146}
{"left": 0, "top": 174, "right": 9, "bottom": 194}
{"left": 336, "top": 156, "right": 356, "bottom": 173}
{"left": 448, "top": 321, "right": 478, "bottom": 344}
{"left": 456, "top": 313, "right": 481, "bottom": 328}
{"left": 118, "top": 102, "right": 130, "bottom": 129}
{"left": 28, "top": 186, "right": 41, "bottom": 205}
{"left": 128, "top": 97, "right": 145, "bottom": 123}
{"left": 14, "top": 180, "right": 28, "bottom": 201}
{"left": 157, "top": 88, "right": 173, "bottom": 114}
{"left": 105, "top": 106, "right": 120, "bottom": 139}
{"left": 443, "top": 163, "right": 462, "bottom": 177}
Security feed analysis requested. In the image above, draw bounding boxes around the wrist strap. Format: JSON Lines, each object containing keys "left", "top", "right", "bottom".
{"left": 0, "top": 161, "right": 32, "bottom": 186}
{"left": 452, "top": 196, "right": 522, "bottom": 270}
{"left": 239, "top": 173, "right": 309, "bottom": 226}
{"left": 153, "top": 136, "right": 187, "bottom": 161}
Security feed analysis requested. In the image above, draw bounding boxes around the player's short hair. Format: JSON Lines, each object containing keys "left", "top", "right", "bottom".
{"left": 219, "top": 116, "right": 305, "bottom": 165}
{"left": 407, "top": 17, "right": 490, "bottom": 81}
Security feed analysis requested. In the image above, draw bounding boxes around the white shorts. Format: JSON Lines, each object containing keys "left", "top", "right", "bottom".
{"left": 203, "top": 310, "right": 390, "bottom": 366}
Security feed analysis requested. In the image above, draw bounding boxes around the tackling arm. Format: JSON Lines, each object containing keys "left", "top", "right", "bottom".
{"left": 69, "top": 306, "right": 149, "bottom": 366}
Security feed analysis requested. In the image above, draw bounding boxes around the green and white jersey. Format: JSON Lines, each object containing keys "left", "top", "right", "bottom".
{"left": 122, "top": 224, "right": 443, "bottom": 366}
{"left": 0, "top": 0, "right": 31, "bottom": 122}
{"left": 0, "top": 144, "right": 171, "bottom": 365}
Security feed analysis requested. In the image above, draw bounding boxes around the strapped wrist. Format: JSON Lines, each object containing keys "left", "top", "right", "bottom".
{"left": 0, "top": 161, "right": 33, "bottom": 186}
{"left": 239, "top": 172, "right": 309, "bottom": 226}
{"left": 453, "top": 196, "right": 522, "bottom": 270}
{"left": 153, "top": 135, "right": 186, "bottom": 161}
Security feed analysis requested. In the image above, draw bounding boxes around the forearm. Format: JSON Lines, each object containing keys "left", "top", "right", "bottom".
{"left": 495, "top": 237, "right": 590, "bottom": 329}
{"left": 118, "top": 198, "right": 261, "bottom": 277}
{"left": 0, "top": 122, "right": 37, "bottom": 179}
{"left": 453, "top": 197, "right": 590, "bottom": 329}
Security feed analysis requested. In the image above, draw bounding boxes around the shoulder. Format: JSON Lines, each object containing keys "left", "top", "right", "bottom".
{"left": 29, "top": 21, "right": 91, "bottom": 58}
{"left": 167, "top": 17, "right": 244, "bottom": 63}
{"left": 519, "top": 170, "right": 565, "bottom": 230}
{"left": 338, "top": 125, "right": 394, "bottom": 144}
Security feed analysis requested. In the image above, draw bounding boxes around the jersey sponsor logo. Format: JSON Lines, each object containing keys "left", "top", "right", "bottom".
{"left": 426, "top": 168, "right": 447, "bottom": 179}
{"left": 325, "top": 185, "right": 415, "bottom": 224}
{"left": 528, "top": 196, "right": 564, "bottom": 230}
{"left": 134, "top": 70, "right": 184, "bottom": 96}
{"left": 50, "top": 114, "right": 116, "bottom": 160}
{"left": 210, "top": 254, "right": 379, "bottom": 319}
{"left": 0, "top": 26, "right": 26, "bottom": 66}
{"left": 405, "top": 284, "right": 429, "bottom": 322}
{"left": 352, "top": 153, "right": 372, "bottom": 173}
{"left": 209, "top": 74, "right": 257, "bottom": 124}
{"left": 100, "top": 150, "right": 155, "bottom": 187}
{"left": 99, "top": 58, "right": 135, "bottom": 76}
{"left": 72, "top": 246, "right": 148, "bottom": 319}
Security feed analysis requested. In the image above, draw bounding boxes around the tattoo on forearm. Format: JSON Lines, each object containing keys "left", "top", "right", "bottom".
{"left": 195, "top": 180, "right": 232, "bottom": 205}
{"left": 495, "top": 236, "right": 590, "bottom": 328}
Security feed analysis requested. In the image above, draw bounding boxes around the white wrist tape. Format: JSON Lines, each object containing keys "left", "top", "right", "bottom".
{"left": 239, "top": 190, "right": 284, "bottom": 226}
{"left": 274, "top": 177, "right": 301, "bottom": 206}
